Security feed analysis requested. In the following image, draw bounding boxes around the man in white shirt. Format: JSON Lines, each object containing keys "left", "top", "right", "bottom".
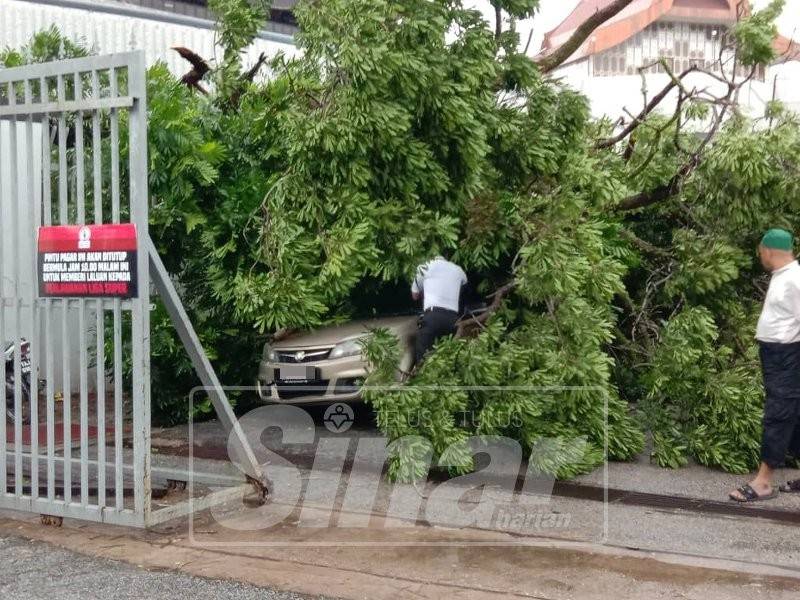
{"left": 411, "top": 254, "right": 467, "bottom": 362}
{"left": 731, "top": 228, "right": 800, "bottom": 502}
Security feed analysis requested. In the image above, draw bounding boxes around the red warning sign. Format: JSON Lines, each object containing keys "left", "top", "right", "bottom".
{"left": 38, "top": 224, "right": 138, "bottom": 298}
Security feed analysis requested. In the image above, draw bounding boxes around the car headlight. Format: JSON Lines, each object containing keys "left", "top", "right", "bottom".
{"left": 329, "top": 338, "right": 364, "bottom": 359}
{"left": 264, "top": 345, "right": 278, "bottom": 362}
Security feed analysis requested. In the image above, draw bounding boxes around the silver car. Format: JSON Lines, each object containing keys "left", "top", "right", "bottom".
{"left": 257, "top": 316, "right": 417, "bottom": 405}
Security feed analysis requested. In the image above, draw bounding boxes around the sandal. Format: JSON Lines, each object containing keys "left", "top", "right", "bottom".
{"left": 779, "top": 479, "right": 800, "bottom": 493}
{"left": 729, "top": 483, "right": 778, "bottom": 503}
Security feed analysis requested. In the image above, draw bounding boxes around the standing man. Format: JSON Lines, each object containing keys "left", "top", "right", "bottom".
{"left": 411, "top": 253, "right": 467, "bottom": 363}
{"left": 730, "top": 228, "right": 800, "bottom": 502}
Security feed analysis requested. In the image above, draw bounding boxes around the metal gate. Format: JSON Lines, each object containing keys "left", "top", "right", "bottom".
{"left": 0, "top": 51, "right": 265, "bottom": 527}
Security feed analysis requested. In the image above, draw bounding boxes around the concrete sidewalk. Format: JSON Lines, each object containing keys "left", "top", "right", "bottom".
{"left": 13, "top": 413, "right": 766, "bottom": 599}
{"left": 157, "top": 450, "right": 800, "bottom": 570}
{"left": 3, "top": 435, "right": 800, "bottom": 599}
{"left": 573, "top": 451, "right": 800, "bottom": 511}
{"left": 2, "top": 499, "right": 800, "bottom": 600}
{"left": 152, "top": 416, "right": 800, "bottom": 512}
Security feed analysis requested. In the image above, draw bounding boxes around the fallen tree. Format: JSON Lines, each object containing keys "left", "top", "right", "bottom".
{"left": 5, "top": 0, "right": 796, "bottom": 473}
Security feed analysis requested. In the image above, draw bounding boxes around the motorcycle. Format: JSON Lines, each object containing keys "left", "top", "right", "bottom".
{"left": 4, "top": 339, "right": 32, "bottom": 423}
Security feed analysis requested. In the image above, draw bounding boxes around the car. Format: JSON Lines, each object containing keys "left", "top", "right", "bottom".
{"left": 257, "top": 315, "right": 418, "bottom": 405}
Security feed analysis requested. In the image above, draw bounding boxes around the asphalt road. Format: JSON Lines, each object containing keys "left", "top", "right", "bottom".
{"left": 0, "top": 534, "right": 334, "bottom": 600}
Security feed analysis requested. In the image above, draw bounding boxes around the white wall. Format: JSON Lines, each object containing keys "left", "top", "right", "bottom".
{"left": 0, "top": 0, "right": 298, "bottom": 77}
{"left": 554, "top": 58, "right": 799, "bottom": 121}
{"left": 769, "top": 61, "right": 800, "bottom": 114}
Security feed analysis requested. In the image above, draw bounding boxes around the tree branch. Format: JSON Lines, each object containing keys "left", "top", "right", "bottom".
{"left": 615, "top": 55, "right": 752, "bottom": 212}
{"left": 616, "top": 160, "right": 695, "bottom": 212}
{"left": 616, "top": 94, "right": 729, "bottom": 212}
{"left": 523, "top": 28, "right": 534, "bottom": 55}
{"left": 619, "top": 229, "right": 671, "bottom": 258}
{"left": 596, "top": 64, "right": 698, "bottom": 149}
{"left": 535, "top": 0, "right": 635, "bottom": 73}
{"left": 241, "top": 52, "right": 268, "bottom": 83}
{"left": 455, "top": 282, "right": 516, "bottom": 339}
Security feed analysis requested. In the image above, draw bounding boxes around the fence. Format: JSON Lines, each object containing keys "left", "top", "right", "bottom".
{"left": 0, "top": 50, "right": 265, "bottom": 526}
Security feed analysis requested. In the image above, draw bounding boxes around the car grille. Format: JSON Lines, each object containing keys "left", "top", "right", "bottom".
{"left": 275, "top": 380, "right": 330, "bottom": 399}
{"left": 275, "top": 348, "right": 331, "bottom": 363}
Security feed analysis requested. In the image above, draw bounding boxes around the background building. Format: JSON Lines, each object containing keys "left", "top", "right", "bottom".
{"left": 0, "top": 0, "right": 298, "bottom": 76}
{"left": 537, "top": 0, "right": 800, "bottom": 119}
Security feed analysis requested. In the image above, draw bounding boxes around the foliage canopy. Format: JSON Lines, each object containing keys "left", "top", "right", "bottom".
{"left": 3, "top": 0, "right": 798, "bottom": 473}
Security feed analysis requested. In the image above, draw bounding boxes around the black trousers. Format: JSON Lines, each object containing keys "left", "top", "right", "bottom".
{"left": 415, "top": 308, "right": 459, "bottom": 363}
{"left": 759, "top": 341, "right": 800, "bottom": 468}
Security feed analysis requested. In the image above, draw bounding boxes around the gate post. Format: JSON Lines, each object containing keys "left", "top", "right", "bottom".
{"left": 127, "top": 51, "right": 152, "bottom": 523}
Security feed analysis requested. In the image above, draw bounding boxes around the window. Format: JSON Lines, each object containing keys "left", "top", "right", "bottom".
{"left": 590, "top": 20, "right": 762, "bottom": 79}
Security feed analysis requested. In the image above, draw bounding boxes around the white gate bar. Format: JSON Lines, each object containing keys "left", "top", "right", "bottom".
{"left": 0, "top": 52, "right": 142, "bottom": 83}
{"left": 92, "top": 68, "right": 107, "bottom": 509}
{"left": 0, "top": 97, "right": 134, "bottom": 118}
{"left": 128, "top": 52, "right": 152, "bottom": 521}
{"left": 0, "top": 115, "right": 7, "bottom": 495}
{"left": 54, "top": 72, "right": 72, "bottom": 503}
{"left": 24, "top": 77, "right": 39, "bottom": 502}
{"left": 41, "top": 84, "right": 55, "bottom": 502}
{"left": 109, "top": 64, "right": 125, "bottom": 511}
{"left": 8, "top": 82, "right": 24, "bottom": 498}
{"left": 74, "top": 71, "right": 89, "bottom": 509}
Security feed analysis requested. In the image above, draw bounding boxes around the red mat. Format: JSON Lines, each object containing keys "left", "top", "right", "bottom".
{"left": 4, "top": 423, "right": 112, "bottom": 446}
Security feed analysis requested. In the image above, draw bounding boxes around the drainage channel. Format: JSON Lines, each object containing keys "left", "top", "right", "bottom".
{"left": 552, "top": 481, "right": 800, "bottom": 525}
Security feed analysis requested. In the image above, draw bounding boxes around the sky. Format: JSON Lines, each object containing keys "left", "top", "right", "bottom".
{"left": 470, "top": 0, "right": 800, "bottom": 56}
